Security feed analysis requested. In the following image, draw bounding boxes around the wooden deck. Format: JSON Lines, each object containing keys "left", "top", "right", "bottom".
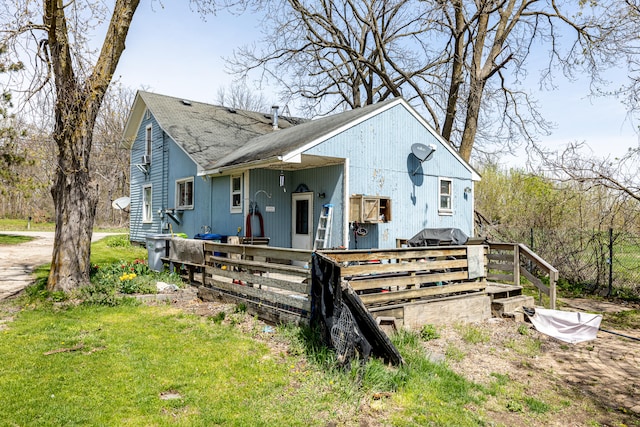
{"left": 158, "top": 238, "right": 556, "bottom": 329}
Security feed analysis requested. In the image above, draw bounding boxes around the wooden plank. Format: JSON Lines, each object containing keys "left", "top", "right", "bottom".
{"left": 487, "top": 242, "right": 517, "bottom": 251}
{"left": 321, "top": 247, "right": 468, "bottom": 263}
{"left": 518, "top": 244, "right": 558, "bottom": 274}
{"left": 347, "top": 270, "right": 470, "bottom": 291}
{"left": 203, "top": 242, "right": 312, "bottom": 263}
{"left": 487, "top": 253, "right": 514, "bottom": 262}
{"left": 206, "top": 267, "right": 310, "bottom": 294}
{"left": 206, "top": 278, "right": 311, "bottom": 311}
{"left": 204, "top": 254, "right": 310, "bottom": 277}
{"left": 341, "top": 258, "right": 469, "bottom": 276}
{"left": 520, "top": 266, "right": 550, "bottom": 295}
{"left": 487, "top": 261, "right": 514, "bottom": 271}
{"left": 403, "top": 293, "right": 491, "bottom": 327}
{"left": 359, "top": 282, "right": 486, "bottom": 305}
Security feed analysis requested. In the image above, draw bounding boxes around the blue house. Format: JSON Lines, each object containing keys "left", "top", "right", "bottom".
{"left": 122, "top": 91, "right": 480, "bottom": 250}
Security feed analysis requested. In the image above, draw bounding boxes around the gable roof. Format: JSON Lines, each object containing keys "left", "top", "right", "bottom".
{"left": 123, "top": 91, "right": 479, "bottom": 181}
{"left": 202, "top": 97, "right": 481, "bottom": 181}
{"left": 121, "top": 91, "right": 301, "bottom": 171}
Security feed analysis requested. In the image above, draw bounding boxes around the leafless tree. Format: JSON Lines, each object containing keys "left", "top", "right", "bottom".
{"left": 228, "top": 0, "right": 620, "bottom": 161}
{"left": 0, "top": 0, "right": 216, "bottom": 292}
{"left": 215, "top": 81, "right": 271, "bottom": 112}
{"left": 542, "top": 141, "right": 640, "bottom": 203}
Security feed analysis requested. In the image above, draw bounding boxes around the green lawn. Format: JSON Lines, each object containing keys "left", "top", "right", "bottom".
{"left": 0, "top": 234, "right": 34, "bottom": 245}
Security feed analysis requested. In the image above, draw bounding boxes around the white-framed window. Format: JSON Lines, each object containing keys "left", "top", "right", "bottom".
{"left": 439, "top": 178, "right": 453, "bottom": 215}
{"left": 142, "top": 185, "right": 153, "bottom": 223}
{"left": 230, "top": 175, "right": 242, "bottom": 213}
{"left": 176, "top": 177, "right": 194, "bottom": 209}
{"left": 145, "top": 124, "right": 152, "bottom": 158}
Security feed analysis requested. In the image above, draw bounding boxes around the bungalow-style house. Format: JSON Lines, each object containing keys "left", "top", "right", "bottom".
{"left": 122, "top": 91, "right": 480, "bottom": 250}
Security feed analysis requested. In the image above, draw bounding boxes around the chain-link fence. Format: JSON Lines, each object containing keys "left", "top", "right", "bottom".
{"left": 481, "top": 225, "right": 640, "bottom": 299}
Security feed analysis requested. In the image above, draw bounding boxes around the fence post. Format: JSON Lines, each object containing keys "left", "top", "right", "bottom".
{"left": 513, "top": 244, "right": 520, "bottom": 286}
{"left": 608, "top": 227, "right": 613, "bottom": 297}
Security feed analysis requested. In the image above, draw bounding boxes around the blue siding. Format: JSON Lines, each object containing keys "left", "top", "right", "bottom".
{"left": 305, "top": 104, "right": 474, "bottom": 249}
{"left": 244, "top": 166, "right": 344, "bottom": 248}
{"left": 130, "top": 112, "right": 211, "bottom": 242}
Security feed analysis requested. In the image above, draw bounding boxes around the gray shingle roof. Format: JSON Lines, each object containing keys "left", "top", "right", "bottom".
{"left": 137, "top": 91, "right": 299, "bottom": 168}
{"left": 204, "top": 98, "right": 399, "bottom": 171}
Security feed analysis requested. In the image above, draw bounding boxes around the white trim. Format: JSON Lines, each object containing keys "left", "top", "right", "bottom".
{"left": 343, "top": 158, "right": 349, "bottom": 248}
{"left": 438, "top": 177, "right": 453, "bottom": 215}
{"left": 145, "top": 124, "right": 153, "bottom": 159}
{"left": 230, "top": 174, "right": 243, "bottom": 214}
{"left": 142, "top": 184, "right": 153, "bottom": 223}
{"left": 175, "top": 177, "right": 194, "bottom": 210}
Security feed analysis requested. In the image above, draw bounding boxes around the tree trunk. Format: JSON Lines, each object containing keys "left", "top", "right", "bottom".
{"left": 48, "top": 164, "right": 98, "bottom": 292}
{"left": 42, "top": 0, "right": 140, "bottom": 292}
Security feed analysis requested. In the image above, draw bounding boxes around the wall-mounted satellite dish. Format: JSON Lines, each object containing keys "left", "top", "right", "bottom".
{"left": 411, "top": 143, "right": 437, "bottom": 175}
{"left": 112, "top": 196, "right": 130, "bottom": 211}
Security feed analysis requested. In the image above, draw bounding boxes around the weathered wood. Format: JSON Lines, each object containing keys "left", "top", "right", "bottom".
{"left": 206, "top": 267, "right": 310, "bottom": 294}
{"left": 348, "top": 270, "right": 470, "bottom": 291}
{"left": 403, "top": 293, "right": 491, "bottom": 327}
{"left": 204, "top": 242, "right": 312, "bottom": 263}
{"left": 519, "top": 266, "right": 550, "bottom": 295}
{"left": 358, "top": 282, "right": 486, "bottom": 305}
{"left": 487, "top": 261, "right": 514, "bottom": 271}
{"left": 341, "top": 258, "right": 468, "bottom": 276}
{"left": 321, "top": 247, "right": 469, "bottom": 262}
{"left": 206, "top": 278, "right": 310, "bottom": 311}
{"left": 204, "top": 254, "right": 310, "bottom": 277}
{"left": 487, "top": 253, "right": 514, "bottom": 262}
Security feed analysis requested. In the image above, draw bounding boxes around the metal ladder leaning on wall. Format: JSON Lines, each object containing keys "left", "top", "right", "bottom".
{"left": 314, "top": 204, "right": 334, "bottom": 250}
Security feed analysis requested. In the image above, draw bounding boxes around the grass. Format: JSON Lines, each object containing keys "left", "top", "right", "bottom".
{"left": 0, "top": 234, "right": 34, "bottom": 245}
{"left": 0, "top": 218, "right": 127, "bottom": 233}
{"left": 0, "top": 305, "right": 365, "bottom": 426}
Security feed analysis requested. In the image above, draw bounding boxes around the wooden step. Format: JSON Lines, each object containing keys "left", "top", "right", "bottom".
{"left": 491, "top": 295, "right": 534, "bottom": 318}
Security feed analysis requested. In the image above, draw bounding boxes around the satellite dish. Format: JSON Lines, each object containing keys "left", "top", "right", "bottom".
{"left": 112, "top": 196, "right": 130, "bottom": 211}
{"left": 411, "top": 143, "right": 436, "bottom": 162}
{"left": 410, "top": 143, "right": 437, "bottom": 175}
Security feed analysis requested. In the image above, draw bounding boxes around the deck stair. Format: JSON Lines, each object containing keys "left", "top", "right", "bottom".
{"left": 486, "top": 282, "right": 533, "bottom": 321}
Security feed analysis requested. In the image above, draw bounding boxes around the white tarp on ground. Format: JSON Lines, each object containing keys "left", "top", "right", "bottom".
{"left": 526, "top": 308, "right": 603, "bottom": 344}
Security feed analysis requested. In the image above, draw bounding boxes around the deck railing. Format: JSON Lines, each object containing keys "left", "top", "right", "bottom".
{"left": 486, "top": 242, "right": 558, "bottom": 309}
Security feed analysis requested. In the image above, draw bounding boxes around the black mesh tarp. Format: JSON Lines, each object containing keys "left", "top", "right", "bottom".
{"left": 407, "top": 227, "right": 468, "bottom": 246}
{"left": 311, "top": 253, "right": 404, "bottom": 367}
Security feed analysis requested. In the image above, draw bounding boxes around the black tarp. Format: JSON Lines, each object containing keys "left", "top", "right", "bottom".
{"left": 311, "top": 253, "right": 404, "bottom": 367}
{"left": 407, "top": 227, "right": 468, "bottom": 246}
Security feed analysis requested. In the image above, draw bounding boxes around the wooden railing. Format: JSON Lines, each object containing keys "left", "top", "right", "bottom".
{"left": 200, "top": 241, "right": 313, "bottom": 325}
{"left": 319, "top": 245, "right": 487, "bottom": 308}
{"left": 486, "top": 242, "right": 558, "bottom": 309}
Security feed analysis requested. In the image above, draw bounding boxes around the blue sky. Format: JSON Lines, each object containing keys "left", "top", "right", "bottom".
{"left": 113, "top": 1, "right": 639, "bottom": 167}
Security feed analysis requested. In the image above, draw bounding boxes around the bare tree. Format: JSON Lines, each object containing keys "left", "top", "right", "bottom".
{"left": 0, "top": 1, "right": 215, "bottom": 292}
{"left": 229, "top": 0, "right": 618, "bottom": 161}
{"left": 215, "top": 81, "right": 270, "bottom": 112}
{"left": 542, "top": 141, "right": 640, "bottom": 203}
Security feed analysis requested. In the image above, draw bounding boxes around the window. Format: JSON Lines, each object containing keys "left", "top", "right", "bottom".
{"left": 143, "top": 185, "right": 153, "bottom": 222}
{"left": 145, "top": 124, "right": 152, "bottom": 158}
{"left": 230, "top": 175, "right": 242, "bottom": 213}
{"left": 439, "top": 178, "right": 452, "bottom": 214}
{"left": 176, "top": 177, "right": 194, "bottom": 209}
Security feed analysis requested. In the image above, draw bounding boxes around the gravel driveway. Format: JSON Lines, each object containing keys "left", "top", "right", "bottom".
{"left": 0, "top": 231, "right": 116, "bottom": 300}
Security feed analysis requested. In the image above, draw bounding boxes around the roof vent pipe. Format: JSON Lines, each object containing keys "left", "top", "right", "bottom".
{"left": 271, "top": 105, "right": 279, "bottom": 130}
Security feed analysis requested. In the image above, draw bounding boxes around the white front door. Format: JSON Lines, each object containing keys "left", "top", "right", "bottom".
{"left": 291, "top": 192, "right": 314, "bottom": 251}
